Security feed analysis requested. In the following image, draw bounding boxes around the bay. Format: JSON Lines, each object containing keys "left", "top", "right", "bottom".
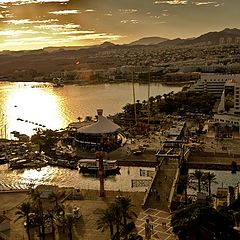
{"left": 0, "top": 81, "right": 181, "bottom": 191}
{"left": 0, "top": 82, "right": 182, "bottom": 138}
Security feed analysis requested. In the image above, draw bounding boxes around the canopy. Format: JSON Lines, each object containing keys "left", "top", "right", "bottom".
{"left": 78, "top": 115, "right": 121, "bottom": 135}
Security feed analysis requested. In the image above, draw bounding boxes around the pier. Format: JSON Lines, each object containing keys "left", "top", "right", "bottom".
{"left": 187, "top": 151, "right": 240, "bottom": 170}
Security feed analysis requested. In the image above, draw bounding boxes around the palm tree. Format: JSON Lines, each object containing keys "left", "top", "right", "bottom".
{"left": 48, "top": 191, "right": 63, "bottom": 212}
{"left": 65, "top": 214, "right": 75, "bottom": 240}
{"left": 193, "top": 170, "right": 204, "bottom": 192}
{"left": 203, "top": 172, "right": 217, "bottom": 197}
{"left": 15, "top": 202, "right": 32, "bottom": 240}
{"left": 97, "top": 204, "right": 116, "bottom": 238}
{"left": 111, "top": 203, "right": 122, "bottom": 240}
{"left": 171, "top": 201, "right": 240, "bottom": 240}
{"left": 46, "top": 210, "right": 55, "bottom": 240}
{"left": 116, "top": 196, "right": 137, "bottom": 238}
{"left": 30, "top": 189, "right": 45, "bottom": 240}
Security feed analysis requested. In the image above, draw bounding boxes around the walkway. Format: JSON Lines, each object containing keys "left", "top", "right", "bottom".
{"left": 135, "top": 208, "right": 177, "bottom": 240}
{"left": 144, "top": 158, "right": 179, "bottom": 211}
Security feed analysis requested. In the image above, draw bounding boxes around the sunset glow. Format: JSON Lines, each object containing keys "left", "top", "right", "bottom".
{"left": 0, "top": 0, "right": 239, "bottom": 50}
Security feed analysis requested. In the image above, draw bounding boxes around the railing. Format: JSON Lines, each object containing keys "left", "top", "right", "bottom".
{"left": 142, "top": 158, "right": 165, "bottom": 208}
{"left": 167, "top": 167, "right": 180, "bottom": 213}
{"left": 0, "top": 231, "right": 9, "bottom": 240}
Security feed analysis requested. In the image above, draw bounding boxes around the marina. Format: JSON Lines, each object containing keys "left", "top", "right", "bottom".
{"left": 0, "top": 164, "right": 155, "bottom": 192}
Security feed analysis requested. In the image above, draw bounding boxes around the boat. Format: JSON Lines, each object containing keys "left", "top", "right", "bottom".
{"left": 0, "top": 153, "right": 8, "bottom": 164}
{"left": 52, "top": 77, "right": 64, "bottom": 88}
{"left": 9, "top": 158, "right": 46, "bottom": 169}
{"left": 78, "top": 159, "right": 120, "bottom": 176}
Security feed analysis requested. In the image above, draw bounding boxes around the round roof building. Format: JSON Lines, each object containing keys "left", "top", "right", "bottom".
{"left": 78, "top": 109, "right": 120, "bottom": 135}
{"left": 75, "top": 109, "right": 124, "bottom": 153}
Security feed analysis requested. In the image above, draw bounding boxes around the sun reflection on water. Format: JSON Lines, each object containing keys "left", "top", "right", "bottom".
{"left": 3, "top": 82, "right": 67, "bottom": 137}
{"left": 21, "top": 167, "right": 53, "bottom": 184}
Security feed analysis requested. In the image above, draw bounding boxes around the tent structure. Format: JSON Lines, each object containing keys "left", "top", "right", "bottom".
{"left": 75, "top": 109, "right": 123, "bottom": 153}
{"left": 78, "top": 115, "right": 121, "bottom": 135}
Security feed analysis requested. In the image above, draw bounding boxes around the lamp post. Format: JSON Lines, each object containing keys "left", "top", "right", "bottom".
{"left": 96, "top": 151, "right": 105, "bottom": 197}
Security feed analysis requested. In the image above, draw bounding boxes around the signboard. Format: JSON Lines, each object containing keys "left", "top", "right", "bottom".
{"left": 131, "top": 179, "right": 152, "bottom": 188}
{"left": 140, "top": 169, "right": 155, "bottom": 177}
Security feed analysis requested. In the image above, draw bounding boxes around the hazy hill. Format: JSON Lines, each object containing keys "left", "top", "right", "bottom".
{"left": 160, "top": 28, "right": 240, "bottom": 46}
{"left": 98, "top": 41, "right": 116, "bottom": 48}
{"left": 129, "top": 37, "right": 168, "bottom": 46}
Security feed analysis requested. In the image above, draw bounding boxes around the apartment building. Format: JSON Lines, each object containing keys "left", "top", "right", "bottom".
{"left": 188, "top": 74, "right": 240, "bottom": 97}
{"left": 214, "top": 79, "right": 240, "bottom": 126}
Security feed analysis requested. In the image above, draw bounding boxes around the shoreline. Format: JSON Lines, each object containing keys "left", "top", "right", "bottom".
{"left": 0, "top": 79, "right": 187, "bottom": 87}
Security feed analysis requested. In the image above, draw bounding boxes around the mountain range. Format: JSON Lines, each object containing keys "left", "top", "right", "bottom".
{"left": 159, "top": 28, "right": 240, "bottom": 46}
{"left": 1, "top": 28, "right": 240, "bottom": 55}
{"left": 43, "top": 28, "right": 240, "bottom": 52}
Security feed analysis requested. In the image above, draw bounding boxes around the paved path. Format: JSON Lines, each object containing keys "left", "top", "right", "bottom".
{"left": 144, "top": 158, "right": 179, "bottom": 211}
{"left": 135, "top": 208, "right": 177, "bottom": 240}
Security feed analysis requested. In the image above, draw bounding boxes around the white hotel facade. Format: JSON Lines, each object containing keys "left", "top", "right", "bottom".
{"left": 188, "top": 73, "right": 240, "bottom": 97}
{"left": 189, "top": 74, "right": 240, "bottom": 127}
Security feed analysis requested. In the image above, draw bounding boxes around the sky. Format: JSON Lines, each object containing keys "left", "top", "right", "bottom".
{"left": 0, "top": 0, "right": 240, "bottom": 51}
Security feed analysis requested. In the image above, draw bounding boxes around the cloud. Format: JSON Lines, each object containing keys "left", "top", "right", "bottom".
{"left": 192, "top": 1, "right": 216, "bottom": 5}
{"left": 49, "top": 9, "right": 81, "bottom": 15}
{"left": 2, "top": 36, "right": 65, "bottom": 47}
{"left": 0, "top": 29, "right": 40, "bottom": 36}
{"left": 152, "top": 21, "right": 167, "bottom": 24}
{"left": 85, "top": 9, "right": 95, "bottom": 12}
{"left": 53, "top": 30, "right": 95, "bottom": 35}
{"left": 120, "top": 19, "right": 139, "bottom": 24}
{"left": 69, "top": 33, "right": 122, "bottom": 41}
{"left": 104, "top": 12, "right": 112, "bottom": 16}
{"left": 154, "top": 0, "right": 188, "bottom": 5}
{"left": 34, "top": 23, "right": 80, "bottom": 30}
{"left": 214, "top": 3, "right": 224, "bottom": 7}
{"left": 4, "top": 19, "right": 59, "bottom": 24}
{"left": 0, "top": 10, "right": 13, "bottom": 18}
{"left": 118, "top": 9, "right": 138, "bottom": 14}
{"left": 0, "top": 0, "right": 69, "bottom": 4}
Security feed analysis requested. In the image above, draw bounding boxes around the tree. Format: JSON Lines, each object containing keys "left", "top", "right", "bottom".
{"left": 97, "top": 204, "right": 116, "bottom": 238}
{"left": 48, "top": 191, "right": 63, "bottom": 211}
{"left": 193, "top": 170, "right": 204, "bottom": 192}
{"left": 31, "top": 129, "right": 60, "bottom": 153}
{"left": 30, "top": 189, "right": 46, "bottom": 240}
{"left": 203, "top": 172, "right": 217, "bottom": 197}
{"left": 171, "top": 201, "right": 240, "bottom": 240}
{"left": 15, "top": 202, "right": 32, "bottom": 240}
{"left": 116, "top": 196, "right": 137, "bottom": 238}
{"left": 65, "top": 214, "right": 75, "bottom": 240}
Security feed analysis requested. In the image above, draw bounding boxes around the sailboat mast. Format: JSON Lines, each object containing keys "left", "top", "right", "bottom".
{"left": 147, "top": 69, "right": 151, "bottom": 125}
{"left": 132, "top": 71, "right": 137, "bottom": 125}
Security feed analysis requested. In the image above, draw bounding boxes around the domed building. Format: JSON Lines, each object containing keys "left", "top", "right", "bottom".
{"left": 75, "top": 109, "right": 125, "bottom": 153}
